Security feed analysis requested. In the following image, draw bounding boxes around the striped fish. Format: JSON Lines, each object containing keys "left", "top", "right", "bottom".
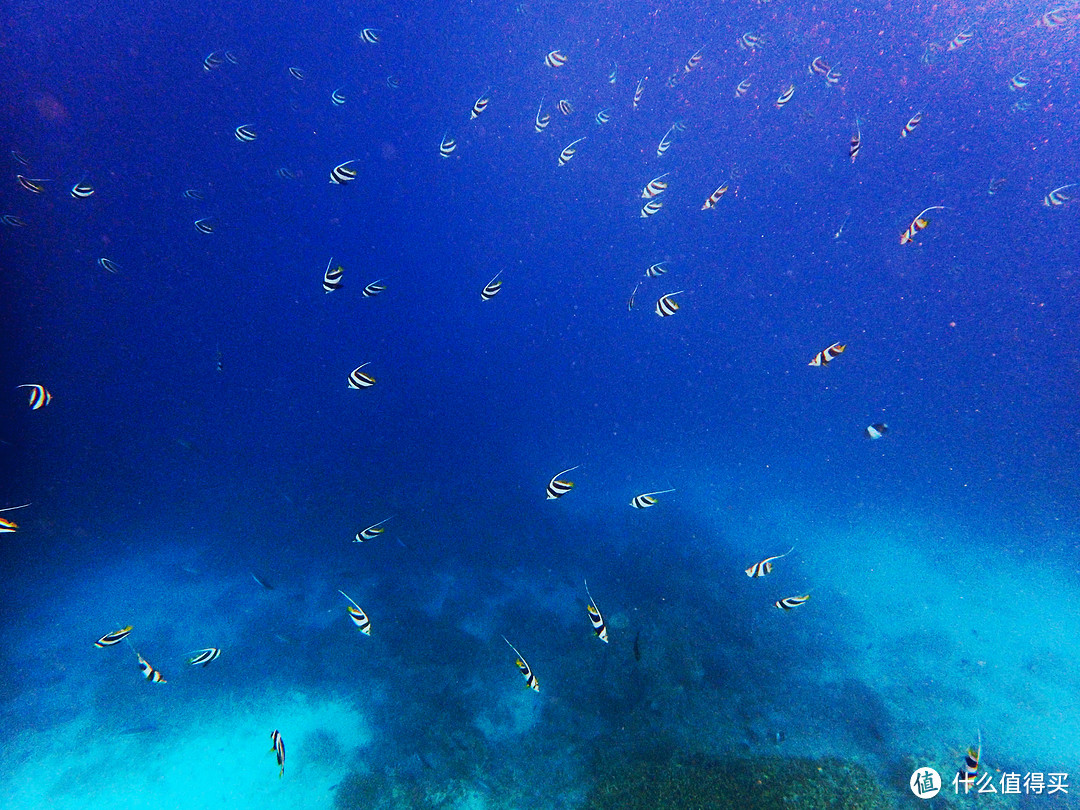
{"left": 558, "top": 137, "right": 585, "bottom": 166}
{"left": 633, "top": 78, "right": 645, "bottom": 109}
{"left": 850, "top": 119, "right": 862, "bottom": 162}
{"left": 271, "top": 730, "right": 285, "bottom": 778}
{"left": 645, "top": 262, "right": 668, "bottom": 277}
{"left": 545, "top": 50, "right": 568, "bottom": 68}
{"left": 745, "top": 547, "right": 794, "bottom": 577}
{"left": 17, "top": 384, "right": 51, "bottom": 410}
{"left": 557, "top": 99, "right": 573, "bottom": 115}
{"left": 809, "top": 56, "right": 830, "bottom": 76}
{"left": 288, "top": 67, "right": 304, "bottom": 80}
{"left": 363, "top": 279, "right": 386, "bottom": 298}
{"left": 641, "top": 173, "right": 669, "bottom": 199}
{"left": 348, "top": 363, "right": 376, "bottom": 389}
{"left": 234, "top": 125, "right": 257, "bottom": 142}
{"left": 546, "top": 465, "right": 579, "bottom": 499}
{"left": 655, "top": 291, "right": 683, "bottom": 317}
{"left": 1044, "top": 184, "right": 1077, "bottom": 207}
{"left": 2, "top": 215, "right": 27, "bottom": 227}
{"left": 775, "top": 594, "right": 810, "bottom": 610}
{"left": 627, "top": 283, "right": 640, "bottom": 311}
{"left": 584, "top": 579, "right": 608, "bottom": 642}
{"left": 701, "top": 182, "right": 729, "bottom": 210}
{"left": 958, "top": 731, "right": 981, "bottom": 790}
{"left": 901, "top": 111, "right": 923, "bottom": 137}
{"left": 1008, "top": 72, "right": 1029, "bottom": 91}
{"left": 71, "top": 180, "right": 95, "bottom": 198}
{"left": 534, "top": 102, "right": 550, "bottom": 132}
{"left": 808, "top": 342, "right": 846, "bottom": 366}
{"left": 595, "top": 108, "right": 611, "bottom": 125}
{"left": 470, "top": 93, "right": 490, "bottom": 120}
{"left": 865, "top": 423, "right": 888, "bottom": 439}
{"left": 137, "top": 652, "right": 167, "bottom": 682}
{"left": 656, "top": 125, "right": 675, "bottom": 157}
{"left": 95, "top": 626, "right": 132, "bottom": 648}
{"left": 277, "top": 168, "right": 297, "bottom": 180}
{"left": 775, "top": 84, "right": 795, "bottom": 108}
{"left": 330, "top": 160, "right": 358, "bottom": 184}
{"left": 439, "top": 132, "right": 457, "bottom": 158}
{"left": 609, "top": 65, "right": 617, "bottom": 84}
{"left": 98, "top": 257, "right": 119, "bottom": 273}
{"left": 331, "top": 87, "right": 347, "bottom": 105}
{"left": 386, "top": 75, "right": 400, "bottom": 89}
{"left": 354, "top": 516, "right": 392, "bottom": 542}
{"left": 947, "top": 29, "right": 974, "bottom": 51}
{"left": 684, "top": 47, "right": 703, "bottom": 73}
{"left": 502, "top": 636, "right": 539, "bottom": 691}
{"left": 194, "top": 217, "right": 214, "bottom": 234}
{"left": 640, "top": 200, "right": 663, "bottom": 218}
{"left": 900, "top": 206, "right": 945, "bottom": 244}
{"left": 0, "top": 518, "right": 17, "bottom": 532}
{"left": 203, "top": 51, "right": 224, "bottom": 71}
{"left": 323, "top": 259, "right": 344, "bottom": 293}
{"left": 359, "top": 28, "right": 380, "bottom": 44}
{"left": 183, "top": 189, "right": 205, "bottom": 200}
{"left": 735, "top": 78, "right": 751, "bottom": 98}
{"left": 339, "top": 590, "right": 371, "bottom": 634}
{"left": 630, "top": 488, "right": 675, "bottom": 508}
{"left": 17, "top": 176, "right": 49, "bottom": 194}
{"left": 187, "top": 647, "right": 221, "bottom": 667}
{"left": 481, "top": 272, "right": 503, "bottom": 301}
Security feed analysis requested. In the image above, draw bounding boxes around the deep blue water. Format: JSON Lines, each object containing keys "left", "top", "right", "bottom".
{"left": 2, "top": 0, "right": 1080, "bottom": 807}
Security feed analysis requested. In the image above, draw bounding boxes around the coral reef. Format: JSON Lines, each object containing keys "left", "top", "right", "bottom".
{"left": 586, "top": 755, "right": 894, "bottom": 810}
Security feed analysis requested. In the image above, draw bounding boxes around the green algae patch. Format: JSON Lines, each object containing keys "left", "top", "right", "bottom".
{"left": 586, "top": 755, "right": 893, "bottom": 810}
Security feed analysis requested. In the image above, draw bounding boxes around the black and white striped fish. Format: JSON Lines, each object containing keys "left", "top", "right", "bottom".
{"left": 481, "top": 272, "right": 503, "bottom": 300}
{"left": 71, "top": 180, "right": 95, "bottom": 198}
{"left": 137, "top": 652, "right": 167, "bottom": 682}
{"left": 545, "top": 50, "right": 568, "bottom": 68}
{"left": 641, "top": 174, "right": 669, "bottom": 199}
{"left": 17, "top": 175, "right": 49, "bottom": 194}
{"left": 595, "top": 108, "right": 611, "bottom": 125}
{"left": 640, "top": 200, "right": 663, "bottom": 218}
{"left": 958, "top": 730, "right": 981, "bottom": 790}
{"left": 808, "top": 342, "right": 845, "bottom": 366}
{"left": 271, "top": 729, "right": 285, "bottom": 777}
{"left": 645, "top": 262, "right": 668, "bottom": 277}
{"left": 2, "top": 215, "right": 27, "bottom": 227}
{"left": 1044, "top": 184, "right": 1077, "bottom": 207}
{"left": 656, "top": 126, "right": 675, "bottom": 157}
{"left": 775, "top": 84, "right": 795, "bottom": 108}
{"left": 17, "top": 384, "right": 51, "bottom": 410}
{"left": 348, "top": 363, "right": 376, "bottom": 389}
{"left": 359, "top": 28, "right": 380, "bottom": 44}
{"left": 701, "top": 182, "right": 729, "bottom": 210}
{"left": 557, "top": 99, "right": 573, "bottom": 115}
{"left": 558, "top": 137, "right": 585, "bottom": 166}
{"left": 288, "top": 67, "right": 304, "bottom": 80}
{"left": 439, "top": 133, "right": 457, "bottom": 158}
{"left": 633, "top": 78, "right": 645, "bottom": 108}
{"left": 323, "top": 259, "right": 344, "bottom": 293}
{"left": 864, "top": 423, "right": 888, "bottom": 440}
{"left": 234, "top": 125, "right": 257, "bottom": 142}
{"left": 339, "top": 590, "right": 371, "bottom": 634}
{"left": 546, "top": 465, "right": 579, "bottom": 499}
{"left": 194, "top": 218, "right": 214, "bottom": 234}
{"left": 331, "top": 87, "right": 347, "bottom": 106}
{"left": 95, "top": 625, "right": 132, "bottom": 648}
{"left": 187, "top": 648, "right": 221, "bottom": 667}
{"left": 774, "top": 594, "right": 810, "bottom": 610}
{"left": 901, "top": 111, "right": 923, "bottom": 138}
{"left": 630, "top": 488, "right": 675, "bottom": 508}
{"left": 655, "top": 291, "right": 683, "bottom": 317}
{"left": 584, "top": 579, "right": 608, "bottom": 642}
{"left": 745, "top": 547, "right": 793, "bottom": 577}
{"left": 354, "top": 516, "right": 392, "bottom": 542}
{"left": 470, "top": 93, "right": 490, "bottom": 119}
{"left": 736, "top": 78, "right": 752, "bottom": 98}
{"left": 535, "top": 102, "right": 550, "bottom": 132}
{"left": 363, "top": 279, "right": 386, "bottom": 297}
{"left": 98, "top": 258, "right": 119, "bottom": 273}
{"left": 330, "top": 160, "right": 358, "bottom": 184}
{"left": 502, "top": 636, "right": 539, "bottom": 690}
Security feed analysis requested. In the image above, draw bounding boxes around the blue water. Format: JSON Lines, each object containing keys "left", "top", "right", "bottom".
{"left": 3, "top": 1, "right": 1079, "bottom": 807}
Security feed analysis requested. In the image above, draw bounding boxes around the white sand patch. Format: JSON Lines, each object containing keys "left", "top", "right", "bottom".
{"left": 2, "top": 689, "right": 372, "bottom": 810}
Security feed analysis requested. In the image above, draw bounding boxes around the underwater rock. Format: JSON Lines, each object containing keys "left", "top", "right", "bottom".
{"left": 586, "top": 755, "right": 894, "bottom": 810}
